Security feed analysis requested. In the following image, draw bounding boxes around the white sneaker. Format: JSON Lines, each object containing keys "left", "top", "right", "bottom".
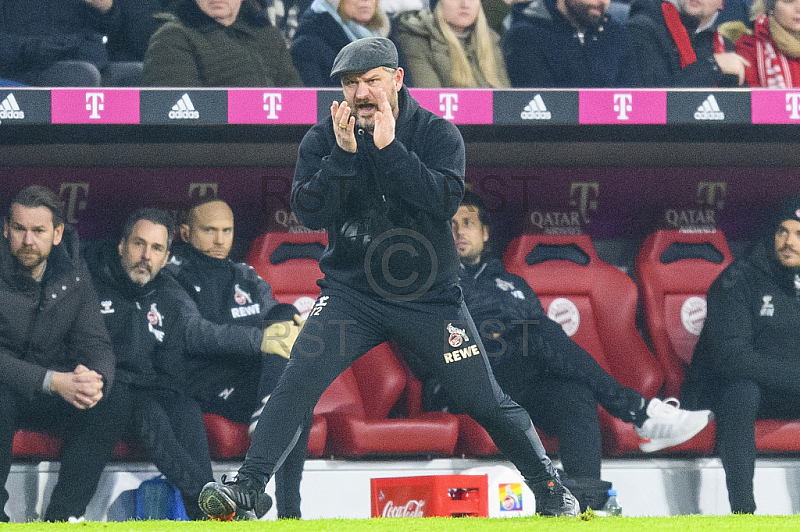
{"left": 67, "top": 516, "right": 86, "bottom": 523}
{"left": 248, "top": 395, "right": 270, "bottom": 437}
{"left": 635, "top": 397, "right": 713, "bottom": 453}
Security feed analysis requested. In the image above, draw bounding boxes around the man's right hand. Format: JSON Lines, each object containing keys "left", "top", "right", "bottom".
{"left": 714, "top": 52, "right": 751, "bottom": 86}
{"left": 51, "top": 364, "right": 104, "bottom": 410}
{"left": 331, "top": 100, "right": 357, "bottom": 153}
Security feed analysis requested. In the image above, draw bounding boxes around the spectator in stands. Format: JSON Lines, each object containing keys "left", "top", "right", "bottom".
{"left": 501, "top": 0, "right": 640, "bottom": 87}
{"left": 263, "top": 0, "right": 314, "bottom": 44}
{"left": 290, "top": 0, "right": 393, "bottom": 86}
{"left": 0, "top": 0, "right": 143, "bottom": 86}
{"left": 718, "top": 0, "right": 800, "bottom": 87}
{"left": 0, "top": 185, "right": 115, "bottom": 522}
{"left": 682, "top": 194, "right": 800, "bottom": 514}
{"left": 627, "top": 0, "right": 750, "bottom": 86}
{"left": 83, "top": 209, "right": 214, "bottom": 520}
{"left": 144, "top": 0, "right": 302, "bottom": 87}
{"left": 394, "top": 0, "right": 509, "bottom": 87}
{"left": 165, "top": 197, "right": 305, "bottom": 519}
{"left": 424, "top": 192, "right": 714, "bottom": 511}
{"left": 107, "top": 0, "right": 171, "bottom": 62}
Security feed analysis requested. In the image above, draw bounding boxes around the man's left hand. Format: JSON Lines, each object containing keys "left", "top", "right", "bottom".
{"left": 373, "top": 89, "right": 395, "bottom": 150}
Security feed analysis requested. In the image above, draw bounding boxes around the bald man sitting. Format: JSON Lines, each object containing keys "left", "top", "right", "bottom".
{"left": 165, "top": 196, "right": 306, "bottom": 519}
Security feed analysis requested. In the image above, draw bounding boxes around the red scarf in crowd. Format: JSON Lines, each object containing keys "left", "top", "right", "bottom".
{"left": 662, "top": 1, "right": 726, "bottom": 69}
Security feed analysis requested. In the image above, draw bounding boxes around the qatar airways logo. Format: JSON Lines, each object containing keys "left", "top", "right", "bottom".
{"left": 382, "top": 500, "right": 425, "bottom": 517}
{"left": 86, "top": 92, "right": 104, "bottom": 119}
{"left": 613, "top": 94, "right": 632, "bottom": 120}
{"left": 786, "top": 93, "right": 800, "bottom": 119}
{"left": 439, "top": 93, "right": 458, "bottom": 120}
{"left": 263, "top": 93, "right": 282, "bottom": 119}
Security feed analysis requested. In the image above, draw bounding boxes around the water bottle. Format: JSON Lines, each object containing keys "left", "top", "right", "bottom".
{"left": 596, "top": 489, "right": 622, "bottom": 517}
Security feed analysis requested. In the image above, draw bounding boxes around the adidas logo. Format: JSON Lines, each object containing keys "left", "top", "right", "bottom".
{"left": 0, "top": 93, "right": 24, "bottom": 122}
{"left": 520, "top": 94, "right": 551, "bottom": 120}
{"left": 694, "top": 95, "right": 724, "bottom": 120}
{"left": 169, "top": 93, "right": 199, "bottom": 119}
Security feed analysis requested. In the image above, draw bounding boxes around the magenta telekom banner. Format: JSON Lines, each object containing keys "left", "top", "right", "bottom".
{"left": 227, "top": 89, "right": 318, "bottom": 124}
{"left": 579, "top": 90, "right": 667, "bottom": 124}
{"left": 409, "top": 89, "right": 493, "bottom": 124}
{"left": 51, "top": 89, "right": 140, "bottom": 124}
{"left": 751, "top": 90, "right": 800, "bottom": 123}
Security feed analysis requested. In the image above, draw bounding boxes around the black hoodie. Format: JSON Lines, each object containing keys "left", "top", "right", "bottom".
{"left": 682, "top": 195, "right": 800, "bottom": 407}
{"left": 292, "top": 85, "right": 465, "bottom": 302}
{"left": 84, "top": 241, "right": 189, "bottom": 391}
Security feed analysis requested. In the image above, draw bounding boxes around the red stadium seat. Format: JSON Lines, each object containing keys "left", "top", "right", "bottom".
{"left": 203, "top": 413, "right": 327, "bottom": 460}
{"left": 246, "top": 231, "right": 328, "bottom": 318}
{"left": 314, "top": 343, "right": 459, "bottom": 457}
{"left": 12, "top": 431, "right": 143, "bottom": 461}
{"left": 635, "top": 229, "right": 800, "bottom": 453}
{"left": 488, "top": 234, "right": 666, "bottom": 456}
{"left": 635, "top": 230, "right": 733, "bottom": 399}
{"left": 243, "top": 232, "right": 458, "bottom": 458}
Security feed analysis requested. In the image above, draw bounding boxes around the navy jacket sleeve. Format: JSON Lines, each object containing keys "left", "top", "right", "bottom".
{"left": 700, "top": 272, "right": 800, "bottom": 394}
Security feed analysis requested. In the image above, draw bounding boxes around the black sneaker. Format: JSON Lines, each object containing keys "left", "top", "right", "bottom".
{"left": 198, "top": 475, "right": 273, "bottom": 521}
{"left": 531, "top": 477, "right": 580, "bottom": 517}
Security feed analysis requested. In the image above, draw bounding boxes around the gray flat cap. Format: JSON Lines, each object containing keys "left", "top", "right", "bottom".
{"left": 329, "top": 37, "right": 399, "bottom": 80}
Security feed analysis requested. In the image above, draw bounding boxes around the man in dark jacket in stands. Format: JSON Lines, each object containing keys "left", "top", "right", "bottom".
{"left": 502, "top": 0, "right": 640, "bottom": 87}
{"left": 0, "top": 0, "right": 142, "bottom": 86}
{"left": 144, "top": 0, "right": 302, "bottom": 87}
{"left": 84, "top": 208, "right": 214, "bottom": 520}
{"left": 425, "top": 191, "right": 713, "bottom": 511}
{"left": 626, "top": 0, "right": 749, "bottom": 86}
{"left": 682, "top": 194, "right": 800, "bottom": 514}
{"left": 0, "top": 185, "right": 115, "bottom": 522}
{"left": 165, "top": 196, "right": 305, "bottom": 519}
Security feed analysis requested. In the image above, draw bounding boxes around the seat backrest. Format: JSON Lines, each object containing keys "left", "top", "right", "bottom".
{"left": 635, "top": 229, "right": 733, "bottom": 397}
{"left": 351, "top": 343, "right": 407, "bottom": 420}
{"left": 313, "top": 368, "right": 366, "bottom": 419}
{"left": 503, "top": 234, "right": 663, "bottom": 397}
{"left": 246, "top": 232, "right": 328, "bottom": 317}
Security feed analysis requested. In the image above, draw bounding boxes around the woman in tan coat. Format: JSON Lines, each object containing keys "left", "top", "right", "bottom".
{"left": 394, "top": 0, "right": 509, "bottom": 87}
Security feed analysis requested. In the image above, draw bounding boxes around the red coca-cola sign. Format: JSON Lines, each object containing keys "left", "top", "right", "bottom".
{"left": 382, "top": 500, "right": 426, "bottom": 517}
{"left": 371, "top": 475, "right": 488, "bottom": 518}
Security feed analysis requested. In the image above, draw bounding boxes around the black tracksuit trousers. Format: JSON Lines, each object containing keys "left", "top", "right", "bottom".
{"left": 239, "top": 283, "right": 557, "bottom": 486}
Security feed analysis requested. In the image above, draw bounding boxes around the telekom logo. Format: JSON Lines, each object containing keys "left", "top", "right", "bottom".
{"left": 85, "top": 93, "right": 104, "bottom": 119}
{"left": 785, "top": 93, "right": 800, "bottom": 119}
{"left": 613, "top": 93, "right": 632, "bottom": 120}
{"left": 439, "top": 93, "right": 458, "bottom": 120}
{"left": 263, "top": 93, "right": 282, "bottom": 119}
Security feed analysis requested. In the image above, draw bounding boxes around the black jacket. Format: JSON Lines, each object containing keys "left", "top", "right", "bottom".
{"left": 626, "top": 0, "right": 737, "bottom": 87}
{"left": 502, "top": 0, "right": 640, "bottom": 88}
{"left": 0, "top": 227, "right": 114, "bottom": 400}
{"left": 0, "top": 0, "right": 118, "bottom": 76}
{"left": 84, "top": 241, "right": 188, "bottom": 391}
{"left": 165, "top": 242, "right": 287, "bottom": 372}
{"left": 682, "top": 222, "right": 800, "bottom": 407}
{"left": 292, "top": 85, "right": 465, "bottom": 301}
{"left": 290, "top": 9, "right": 351, "bottom": 87}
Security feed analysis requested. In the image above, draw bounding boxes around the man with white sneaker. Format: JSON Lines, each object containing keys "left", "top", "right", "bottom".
{"left": 428, "top": 191, "right": 713, "bottom": 512}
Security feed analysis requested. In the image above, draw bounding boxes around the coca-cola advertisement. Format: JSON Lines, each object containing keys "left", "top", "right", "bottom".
{"left": 370, "top": 475, "right": 488, "bottom": 518}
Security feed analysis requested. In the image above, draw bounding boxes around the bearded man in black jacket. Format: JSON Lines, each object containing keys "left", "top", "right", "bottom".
{"left": 85, "top": 208, "right": 213, "bottom": 521}
{"left": 682, "top": 194, "right": 800, "bottom": 514}
{"left": 199, "top": 36, "right": 583, "bottom": 520}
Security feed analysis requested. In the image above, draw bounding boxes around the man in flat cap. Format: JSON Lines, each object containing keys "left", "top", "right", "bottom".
{"left": 199, "top": 36, "right": 580, "bottom": 520}
{"left": 682, "top": 193, "right": 800, "bottom": 514}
